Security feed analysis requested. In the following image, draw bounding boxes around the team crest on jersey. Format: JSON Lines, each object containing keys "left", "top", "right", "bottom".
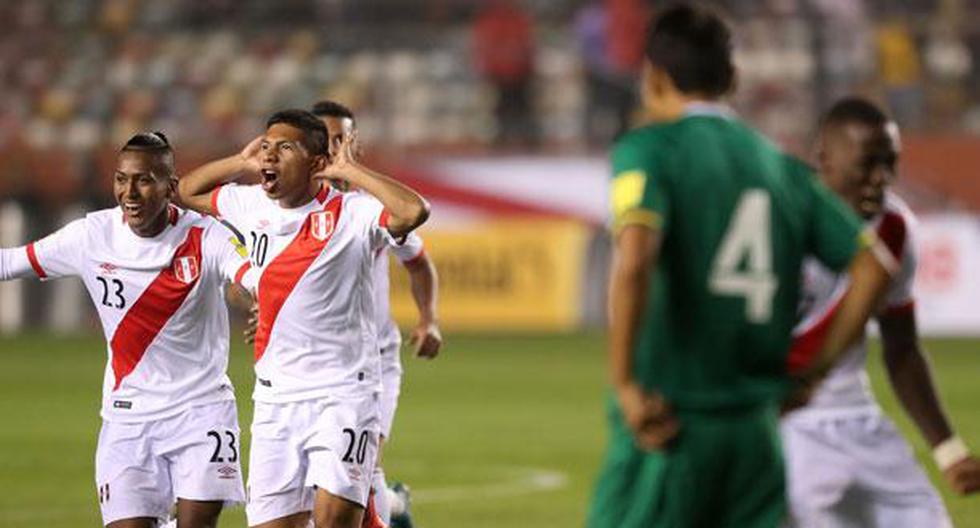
{"left": 310, "top": 211, "right": 335, "bottom": 242}
{"left": 173, "top": 256, "right": 200, "bottom": 284}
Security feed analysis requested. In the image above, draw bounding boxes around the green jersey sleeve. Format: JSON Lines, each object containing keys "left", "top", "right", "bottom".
{"left": 609, "top": 132, "right": 669, "bottom": 233}
{"left": 805, "top": 171, "right": 866, "bottom": 272}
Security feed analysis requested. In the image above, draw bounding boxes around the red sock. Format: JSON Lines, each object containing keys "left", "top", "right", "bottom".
{"left": 361, "top": 490, "right": 388, "bottom": 528}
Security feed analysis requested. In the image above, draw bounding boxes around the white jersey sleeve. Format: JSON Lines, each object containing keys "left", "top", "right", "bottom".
{"left": 204, "top": 220, "right": 253, "bottom": 287}
{"left": 212, "top": 183, "right": 265, "bottom": 227}
{"left": 391, "top": 232, "right": 425, "bottom": 264}
{"left": 0, "top": 219, "right": 86, "bottom": 280}
{"left": 346, "top": 193, "right": 397, "bottom": 251}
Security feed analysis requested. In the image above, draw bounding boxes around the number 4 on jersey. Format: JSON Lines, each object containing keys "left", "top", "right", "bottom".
{"left": 709, "top": 190, "right": 777, "bottom": 323}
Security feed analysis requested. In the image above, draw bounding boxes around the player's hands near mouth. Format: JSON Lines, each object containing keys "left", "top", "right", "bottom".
{"left": 617, "top": 382, "right": 680, "bottom": 451}
{"left": 239, "top": 135, "right": 264, "bottom": 175}
{"left": 409, "top": 321, "right": 442, "bottom": 359}
{"left": 316, "top": 131, "right": 359, "bottom": 184}
{"left": 944, "top": 455, "right": 980, "bottom": 495}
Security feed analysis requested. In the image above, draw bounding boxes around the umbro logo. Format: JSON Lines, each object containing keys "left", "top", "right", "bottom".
{"left": 217, "top": 465, "right": 238, "bottom": 480}
{"left": 99, "top": 263, "right": 118, "bottom": 275}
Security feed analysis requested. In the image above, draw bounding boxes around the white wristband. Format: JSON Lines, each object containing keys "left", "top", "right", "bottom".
{"left": 933, "top": 436, "right": 969, "bottom": 471}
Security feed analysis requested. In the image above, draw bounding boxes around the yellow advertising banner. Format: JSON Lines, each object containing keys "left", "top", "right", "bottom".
{"left": 389, "top": 219, "right": 591, "bottom": 332}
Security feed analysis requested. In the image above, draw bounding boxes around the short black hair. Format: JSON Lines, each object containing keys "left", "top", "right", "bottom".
{"left": 822, "top": 96, "right": 890, "bottom": 130}
{"left": 822, "top": 96, "right": 899, "bottom": 169}
{"left": 266, "top": 109, "right": 328, "bottom": 156}
{"left": 645, "top": 3, "right": 736, "bottom": 98}
{"left": 121, "top": 131, "right": 175, "bottom": 177}
{"left": 311, "top": 100, "right": 355, "bottom": 124}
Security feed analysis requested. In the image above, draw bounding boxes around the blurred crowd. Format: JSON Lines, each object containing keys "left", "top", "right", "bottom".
{"left": 0, "top": 0, "right": 978, "bottom": 207}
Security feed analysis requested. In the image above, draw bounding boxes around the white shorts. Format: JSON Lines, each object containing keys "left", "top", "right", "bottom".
{"left": 95, "top": 400, "right": 245, "bottom": 526}
{"left": 379, "top": 343, "right": 403, "bottom": 439}
{"left": 246, "top": 393, "right": 381, "bottom": 526}
{"left": 781, "top": 411, "right": 951, "bottom": 528}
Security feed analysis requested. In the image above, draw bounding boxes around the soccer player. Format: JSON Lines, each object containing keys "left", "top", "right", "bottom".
{"left": 782, "top": 97, "right": 980, "bottom": 527}
{"left": 0, "top": 132, "right": 252, "bottom": 528}
{"left": 311, "top": 100, "right": 442, "bottom": 528}
{"left": 588, "top": 5, "right": 894, "bottom": 527}
{"left": 177, "top": 109, "right": 430, "bottom": 528}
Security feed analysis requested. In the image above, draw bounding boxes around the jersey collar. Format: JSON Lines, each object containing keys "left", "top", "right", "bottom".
{"left": 682, "top": 101, "right": 735, "bottom": 120}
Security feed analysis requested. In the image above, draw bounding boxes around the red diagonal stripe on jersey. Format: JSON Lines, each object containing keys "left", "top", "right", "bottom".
{"left": 109, "top": 227, "right": 204, "bottom": 390}
{"left": 254, "top": 196, "right": 343, "bottom": 362}
{"left": 876, "top": 211, "right": 907, "bottom": 262}
{"left": 787, "top": 288, "right": 846, "bottom": 375}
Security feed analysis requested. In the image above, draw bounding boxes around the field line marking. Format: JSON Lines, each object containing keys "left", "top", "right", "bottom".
{"left": 411, "top": 466, "right": 568, "bottom": 504}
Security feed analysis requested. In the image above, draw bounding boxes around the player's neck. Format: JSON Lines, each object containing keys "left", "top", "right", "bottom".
{"left": 130, "top": 208, "right": 170, "bottom": 238}
{"left": 278, "top": 183, "right": 321, "bottom": 209}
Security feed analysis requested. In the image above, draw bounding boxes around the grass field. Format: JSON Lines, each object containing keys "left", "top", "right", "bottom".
{"left": 0, "top": 332, "right": 978, "bottom": 527}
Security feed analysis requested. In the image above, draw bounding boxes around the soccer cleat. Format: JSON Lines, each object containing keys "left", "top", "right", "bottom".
{"left": 389, "top": 482, "right": 414, "bottom": 528}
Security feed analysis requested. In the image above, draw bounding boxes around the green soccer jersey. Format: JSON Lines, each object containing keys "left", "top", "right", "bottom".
{"left": 610, "top": 108, "right": 865, "bottom": 410}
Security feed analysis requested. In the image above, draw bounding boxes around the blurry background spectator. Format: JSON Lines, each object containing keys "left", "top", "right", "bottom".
{"left": 0, "top": 0, "right": 977, "bottom": 211}
{"left": 473, "top": 0, "right": 537, "bottom": 147}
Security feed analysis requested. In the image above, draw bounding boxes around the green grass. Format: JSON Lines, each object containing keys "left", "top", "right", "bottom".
{"left": 0, "top": 332, "right": 978, "bottom": 526}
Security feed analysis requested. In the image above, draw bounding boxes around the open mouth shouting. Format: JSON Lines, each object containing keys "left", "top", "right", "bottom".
{"left": 260, "top": 167, "right": 280, "bottom": 195}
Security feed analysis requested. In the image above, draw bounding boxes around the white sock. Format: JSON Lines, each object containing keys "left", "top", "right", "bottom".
{"left": 373, "top": 466, "right": 392, "bottom": 524}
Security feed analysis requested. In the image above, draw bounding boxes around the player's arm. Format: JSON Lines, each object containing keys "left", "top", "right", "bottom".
{"left": 607, "top": 136, "right": 678, "bottom": 451}
{"left": 879, "top": 307, "right": 980, "bottom": 494}
{"left": 401, "top": 248, "right": 441, "bottom": 359}
{"left": 0, "top": 246, "right": 41, "bottom": 281}
{"left": 0, "top": 220, "right": 85, "bottom": 281}
{"left": 319, "top": 134, "right": 429, "bottom": 239}
{"left": 609, "top": 225, "right": 678, "bottom": 451}
{"left": 177, "top": 137, "right": 262, "bottom": 215}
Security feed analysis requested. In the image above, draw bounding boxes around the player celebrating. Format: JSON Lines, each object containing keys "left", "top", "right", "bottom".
{"left": 311, "top": 100, "right": 442, "bottom": 528}
{"left": 0, "top": 132, "right": 252, "bottom": 528}
{"left": 588, "top": 5, "right": 894, "bottom": 527}
{"left": 177, "top": 109, "right": 430, "bottom": 528}
{"left": 782, "top": 97, "right": 980, "bottom": 527}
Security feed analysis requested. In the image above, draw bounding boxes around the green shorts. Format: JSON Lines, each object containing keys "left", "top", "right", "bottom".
{"left": 588, "top": 398, "right": 786, "bottom": 528}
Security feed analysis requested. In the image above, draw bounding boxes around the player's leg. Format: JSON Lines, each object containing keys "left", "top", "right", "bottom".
{"left": 247, "top": 401, "right": 315, "bottom": 528}
{"left": 587, "top": 399, "right": 671, "bottom": 528}
{"left": 254, "top": 511, "right": 311, "bottom": 528}
{"left": 96, "top": 420, "right": 174, "bottom": 528}
{"left": 312, "top": 489, "right": 365, "bottom": 528}
{"left": 168, "top": 401, "right": 246, "bottom": 528}
{"left": 371, "top": 441, "right": 391, "bottom": 524}
{"left": 848, "top": 415, "right": 953, "bottom": 528}
{"left": 174, "top": 499, "right": 223, "bottom": 528}
{"left": 307, "top": 395, "right": 382, "bottom": 528}
{"left": 780, "top": 415, "right": 855, "bottom": 526}
{"left": 374, "top": 346, "right": 402, "bottom": 525}
{"left": 722, "top": 406, "right": 787, "bottom": 528}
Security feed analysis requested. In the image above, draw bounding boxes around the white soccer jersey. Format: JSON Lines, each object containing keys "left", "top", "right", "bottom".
{"left": 373, "top": 232, "right": 425, "bottom": 351}
{"left": 792, "top": 192, "right": 917, "bottom": 412}
{"left": 212, "top": 183, "right": 394, "bottom": 403}
{"left": 0, "top": 206, "right": 253, "bottom": 422}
